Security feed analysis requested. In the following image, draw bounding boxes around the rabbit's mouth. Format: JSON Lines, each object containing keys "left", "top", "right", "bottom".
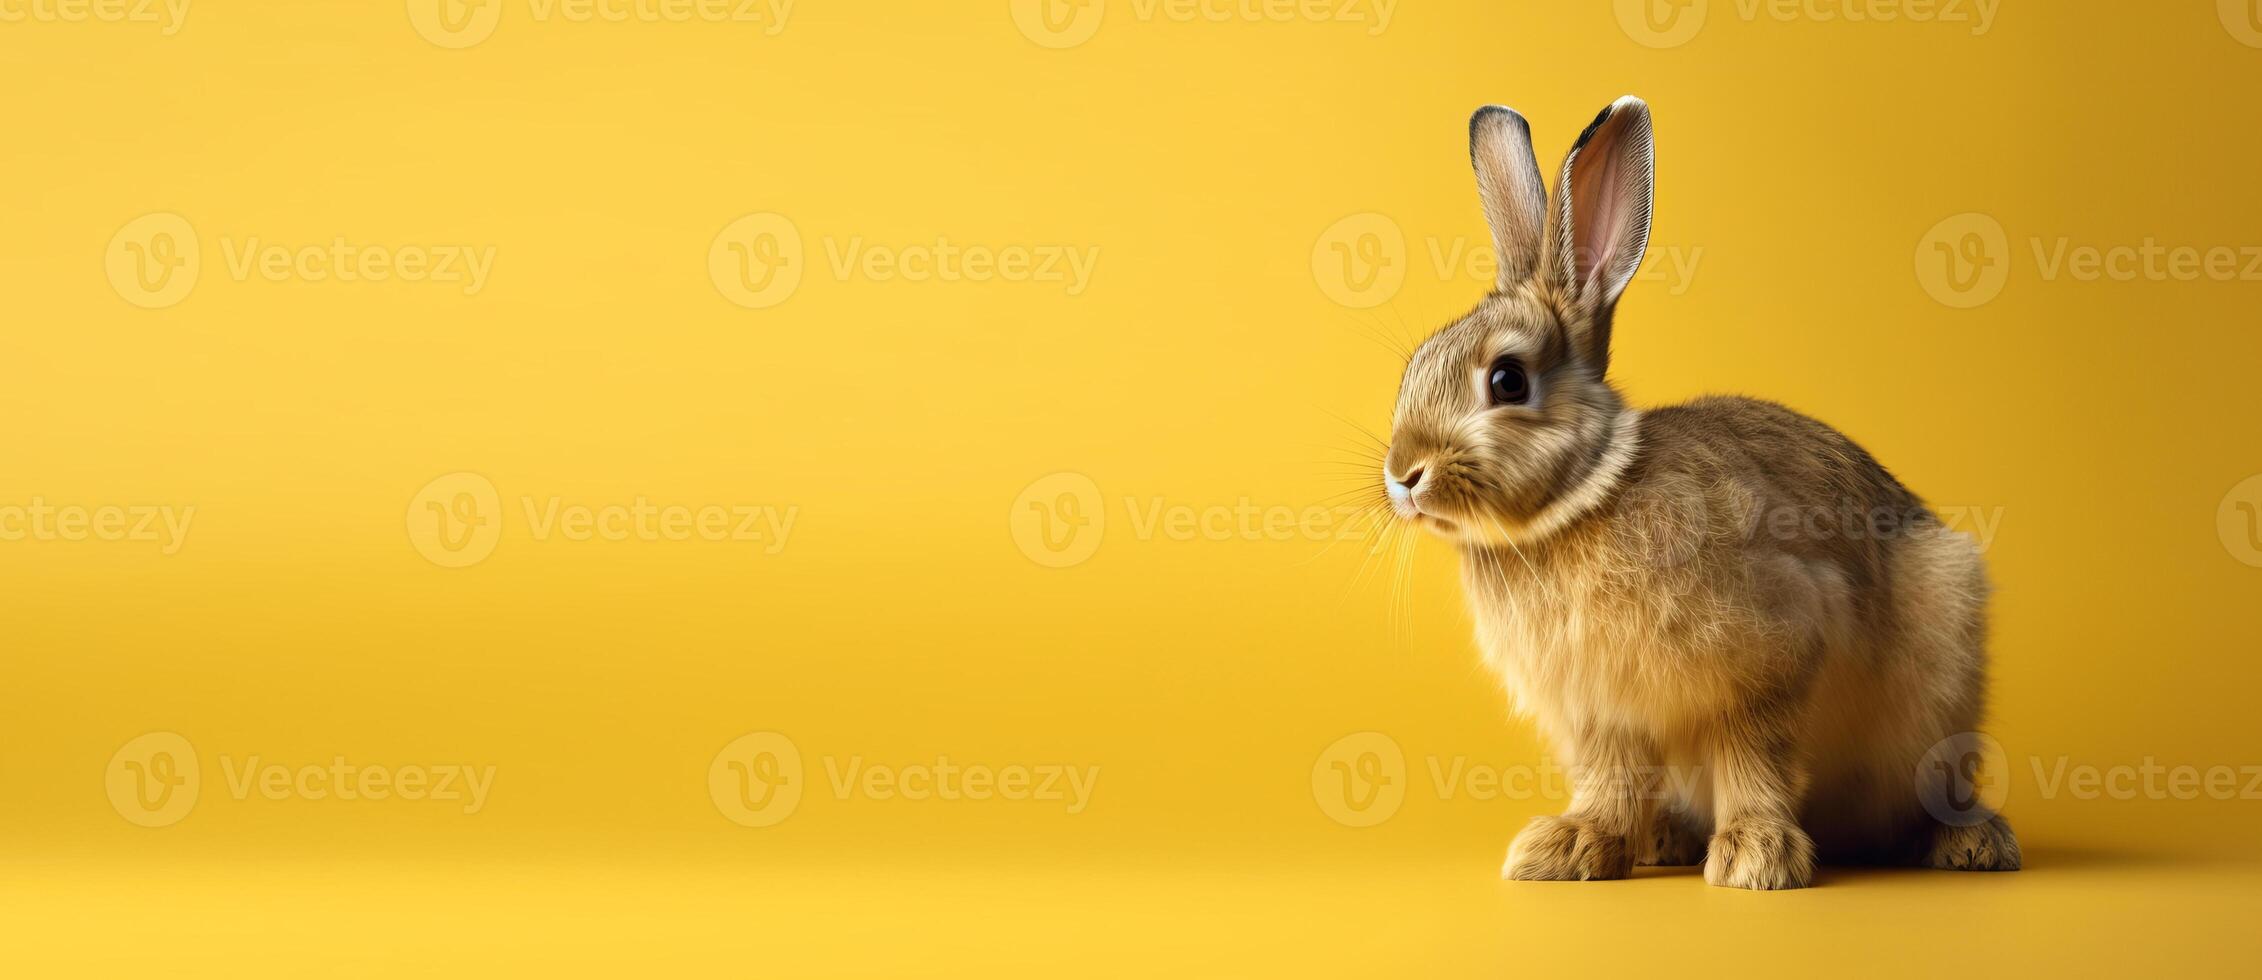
{"left": 1398, "top": 508, "right": 1472, "bottom": 543}
{"left": 1415, "top": 513, "right": 1458, "bottom": 534}
{"left": 1392, "top": 493, "right": 1461, "bottom": 536}
{"left": 1385, "top": 456, "right": 1504, "bottom": 542}
{"left": 1386, "top": 478, "right": 1466, "bottom": 537}
{"left": 1404, "top": 494, "right": 1536, "bottom": 547}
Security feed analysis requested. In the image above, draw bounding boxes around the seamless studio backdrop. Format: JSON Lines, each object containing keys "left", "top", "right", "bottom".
{"left": 4, "top": 1, "right": 2261, "bottom": 975}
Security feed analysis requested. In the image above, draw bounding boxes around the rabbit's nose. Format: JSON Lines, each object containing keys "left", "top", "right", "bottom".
{"left": 1386, "top": 463, "right": 1427, "bottom": 510}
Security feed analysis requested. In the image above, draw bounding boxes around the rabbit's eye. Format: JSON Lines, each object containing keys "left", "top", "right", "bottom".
{"left": 1488, "top": 357, "right": 1531, "bottom": 406}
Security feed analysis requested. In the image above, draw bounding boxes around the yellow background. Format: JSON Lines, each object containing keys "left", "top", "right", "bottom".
{"left": 6, "top": 0, "right": 2262, "bottom": 974}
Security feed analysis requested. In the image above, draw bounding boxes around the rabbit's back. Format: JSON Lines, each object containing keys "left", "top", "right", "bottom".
{"left": 1473, "top": 396, "right": 1986, "bottom": 741}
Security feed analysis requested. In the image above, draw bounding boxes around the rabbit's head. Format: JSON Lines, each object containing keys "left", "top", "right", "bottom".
{"left": 1385, "top": 97, "right": 1654, "bottom": 546}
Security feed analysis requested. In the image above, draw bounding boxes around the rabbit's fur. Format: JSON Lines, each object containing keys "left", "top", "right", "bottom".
{"left": 1383, "top": 98, "right": 2018, "bottom": 889}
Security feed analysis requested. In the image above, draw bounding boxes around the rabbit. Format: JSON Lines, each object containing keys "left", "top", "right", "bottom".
{"left": 1380, "top": 96, "right": 2019, "bottom": 889}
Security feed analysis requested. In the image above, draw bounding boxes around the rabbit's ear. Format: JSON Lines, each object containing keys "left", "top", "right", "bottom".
{"left": 1545, "top": 96, "right": 1654, "bottom": 318}
{"left": 1470, "top": 106, "right": 1548, "bottom": 290}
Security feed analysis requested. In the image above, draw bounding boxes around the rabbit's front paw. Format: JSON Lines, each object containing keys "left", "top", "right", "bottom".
{"left": 1703, "top": 819, "right": 1815, "bottom": 890}
{"left": 1503, "top": 815, "right": 1632, "bottom": 881}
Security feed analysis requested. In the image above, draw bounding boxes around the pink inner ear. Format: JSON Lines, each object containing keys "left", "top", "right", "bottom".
{"left": 1570, "top": 124, "right": 1627, "bottom": 291}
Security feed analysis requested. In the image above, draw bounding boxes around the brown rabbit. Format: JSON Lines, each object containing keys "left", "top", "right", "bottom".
{"left": 1381, "top": 97, "right": 2019, "bottom": 889}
